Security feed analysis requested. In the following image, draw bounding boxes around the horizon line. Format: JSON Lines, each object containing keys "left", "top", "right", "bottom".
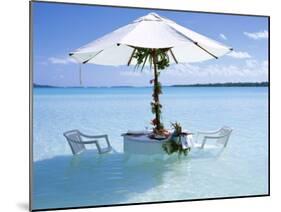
{"left": 33, "top": 81, "right": 269, "bottom": 88}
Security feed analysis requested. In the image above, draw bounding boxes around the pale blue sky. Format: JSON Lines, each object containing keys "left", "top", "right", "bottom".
{"left": 33, "top": 2, "right": 269, "bottom": 87}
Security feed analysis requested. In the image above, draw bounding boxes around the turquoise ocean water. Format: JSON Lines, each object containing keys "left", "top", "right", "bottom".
{"left": 32, "top": 87, "right": 268, "bottom": 209}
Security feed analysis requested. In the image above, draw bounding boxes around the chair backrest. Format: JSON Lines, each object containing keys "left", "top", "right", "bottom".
{"left": 217, "top": 126, "right": 233, "bottom": 147}
{"left": 63, "top": 130, "right": 85, "bottom": 155}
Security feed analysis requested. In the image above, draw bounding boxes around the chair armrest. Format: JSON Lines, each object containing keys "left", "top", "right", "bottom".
{"left": 80, "top": 132, "right": 108, "bottom": 139}
{"left": 197, "top": 129, "right": 221, "bottom": 135}
{"left": 81, "top": 140, "right": 99, "bottom": 144}
{"left": 79, "top": 133, "right": 111, "bottom": 150}
{"left": 67, "top": 137, "right": 98, "bottom": 144}
{"left": 200, "top": 134, "right": 227, "bottom": 148}
{"left": 195, "top": 129, "right": 220, "bottom": 144}
{"left": 204, "top": 135, "right": 227, "bottom": 139}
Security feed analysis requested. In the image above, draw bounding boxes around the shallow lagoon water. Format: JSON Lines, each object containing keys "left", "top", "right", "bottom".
{"left": 32, "top": 87, "right": 268, "bottom": 209}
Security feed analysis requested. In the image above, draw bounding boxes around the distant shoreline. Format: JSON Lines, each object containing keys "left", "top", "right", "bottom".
{"left": 33, "top": 82, "right": 268, "bottom": 88}
{"left": 171, "top": 82, "right": 268, "bottom": 87}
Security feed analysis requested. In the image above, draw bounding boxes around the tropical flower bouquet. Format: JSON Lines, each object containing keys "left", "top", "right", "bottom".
{"left": 162, "top": 122, "right": 191, "bottom": 156}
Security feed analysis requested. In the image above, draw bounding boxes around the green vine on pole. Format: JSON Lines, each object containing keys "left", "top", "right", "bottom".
{"left": 133, "top": 48, "right": 170, "bottom": 71}
{"left": 133, "top": 48, "right": 170, "bottom": 135}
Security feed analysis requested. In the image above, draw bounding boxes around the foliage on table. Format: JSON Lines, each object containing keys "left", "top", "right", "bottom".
{"left": 133, "top": 47, "right": 170, "bottom": 135}
{"left": 162, "top": 122, "right": 191, "bottom": 156}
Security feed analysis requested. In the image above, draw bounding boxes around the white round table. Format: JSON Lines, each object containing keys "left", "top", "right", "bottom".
{"left": 122, "top": 133, "right": 193, "bottom": 155}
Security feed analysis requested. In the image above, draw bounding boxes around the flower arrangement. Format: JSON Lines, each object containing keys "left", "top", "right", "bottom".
{"left": 162, "top": 122, "right": 191, "bottom": 156}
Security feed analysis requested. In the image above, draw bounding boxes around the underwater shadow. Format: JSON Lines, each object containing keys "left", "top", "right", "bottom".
{"left": 189, "top": 147, "right": 226, "bottom": 159}
{"left": 32, "top": 151, "right": 178, "bottom": 210}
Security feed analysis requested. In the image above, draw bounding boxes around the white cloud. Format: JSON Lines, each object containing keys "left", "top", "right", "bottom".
{"left": 219, "top": 33, "right": 227, "bottom": 40}
{"left": 244, "top": 30, "right": 268, "bottom": 40}
{"left": 120, "top": 71, "right": 143, "bottom": 77}
{"left": 119, "top": 65, "right": 154, "bottom": 77}
{"left": 159, "top": 59, "right": 268, "bottom": 85}
{"left": 164, "top": 64, "right": 200, "bottom": 77}
{"left": 227, "top": 51, "right": 252, "bottom": 59}
{"left": 245, "top": 59, "right": 258, "bottom": 68}
{"left": 48, "top": 57, "right": 77, "bottom": 64}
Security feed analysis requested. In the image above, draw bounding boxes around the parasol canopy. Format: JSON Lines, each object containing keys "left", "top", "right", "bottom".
{"left": 69, "top": 12, "right": 232, "bottom": 66}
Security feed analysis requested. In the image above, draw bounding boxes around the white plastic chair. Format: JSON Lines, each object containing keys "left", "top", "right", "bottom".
{"left": 63, "top": 130, "right": 112, "bottom": 155}
{"left": 195, "top": 126, "right": 233, "bottom": 149}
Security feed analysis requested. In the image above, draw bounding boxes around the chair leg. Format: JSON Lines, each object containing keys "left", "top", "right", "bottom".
{"left": 224, "top": 136, "right": 230, "bottom": 147}
{"left": 102, "top": 143, "right": 112, "bottom": 153}
{"left": 201, "top": 137, "right": 207, "bottom": 149}
{"left": 95, "top": 140, "right": 112, "bottom": 154}
{"left": 95, "top": 142, "right": 102, "bottom": 154}
{"left": 103, "top": 136, "right": 112, "bottom": 153}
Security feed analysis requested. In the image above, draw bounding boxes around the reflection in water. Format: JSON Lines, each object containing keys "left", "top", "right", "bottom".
{"left": 33, "top": 149, "right": 226, "bottom": 210}
{"left": 34, "top": 152, "right": 170, "bottom": 209}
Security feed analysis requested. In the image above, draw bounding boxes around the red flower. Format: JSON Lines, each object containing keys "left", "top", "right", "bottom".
{"left": 151, "top": 118, "right": 157, "bottom": 126}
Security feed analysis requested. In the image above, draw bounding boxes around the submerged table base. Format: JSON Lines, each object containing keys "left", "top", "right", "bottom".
{"left": 123, "top": 134, "right": 165, "bottom": 155}
{"left": 122, "top": 133, "right": 191, "bottom": 155}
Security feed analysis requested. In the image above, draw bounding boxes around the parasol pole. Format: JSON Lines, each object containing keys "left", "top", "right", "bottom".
{"left": 152, "top": 49, "right": 161, "bottom": 131}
